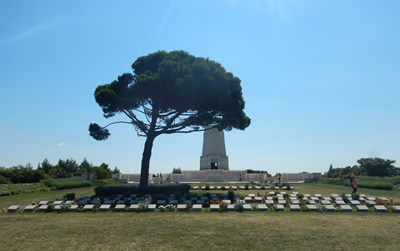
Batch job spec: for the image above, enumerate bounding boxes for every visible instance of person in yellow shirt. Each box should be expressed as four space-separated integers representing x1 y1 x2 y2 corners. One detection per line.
350 174 358 194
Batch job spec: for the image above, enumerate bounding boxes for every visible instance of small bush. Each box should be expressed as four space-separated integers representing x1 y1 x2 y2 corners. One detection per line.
234 200 244 212
64 193 76 200
40 178 91 190
219 202 228 212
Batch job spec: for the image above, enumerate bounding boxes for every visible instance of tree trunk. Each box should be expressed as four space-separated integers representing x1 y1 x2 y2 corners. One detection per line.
139 134 156 187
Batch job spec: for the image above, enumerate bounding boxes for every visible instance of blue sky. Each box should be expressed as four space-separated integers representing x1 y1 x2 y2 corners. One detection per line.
1 0 399 175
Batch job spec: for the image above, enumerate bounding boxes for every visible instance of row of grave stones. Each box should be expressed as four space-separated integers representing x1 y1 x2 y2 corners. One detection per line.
192 185 294 190
5 192 400 213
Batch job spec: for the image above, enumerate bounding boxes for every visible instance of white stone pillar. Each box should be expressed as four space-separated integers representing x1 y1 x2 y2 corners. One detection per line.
200 126 229 170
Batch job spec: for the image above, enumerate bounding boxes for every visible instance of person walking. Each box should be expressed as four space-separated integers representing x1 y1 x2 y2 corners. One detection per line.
277 173 281 183
350 174 358 194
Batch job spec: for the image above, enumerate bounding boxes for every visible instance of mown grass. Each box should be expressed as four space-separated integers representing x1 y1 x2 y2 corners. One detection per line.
0 183 50 196
0 213 399 250
0 186 95 209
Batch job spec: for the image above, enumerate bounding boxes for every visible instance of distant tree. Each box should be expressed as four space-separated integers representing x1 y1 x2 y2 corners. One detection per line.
100 163 109 171
89 50 250 186
172 167 182 174
93 166 111 179
111 166 120 174
79 158 93 173
357 157 398 177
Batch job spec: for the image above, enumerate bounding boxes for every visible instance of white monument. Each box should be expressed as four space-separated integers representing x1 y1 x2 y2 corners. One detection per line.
200 127 229 170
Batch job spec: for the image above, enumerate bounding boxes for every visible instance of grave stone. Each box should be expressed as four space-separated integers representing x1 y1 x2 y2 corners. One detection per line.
244 197 252 203
38 205 48 212
239 186 245 190
356 205 369 212
24 205 36 212
350 200 360 206
278 200 286 205
265 200 274 205
289 204 300 211
130 205 139 211
176 204 186 211
7 205 20 213
365 200 376 206
254 197 263 203
100 204 111 211
257 204 268 211
321 200 331 205
325 205 336 212
274 204 285 211
248 194 256 197
392 206 400 213
335 200 345 206
83 204 94 212
291 200 300 204
69 205 78 212
115 204 125 211
227 204 235 211
147 204 156 212
53 201 62 205
39 201 48 205
374 205 387 213
210 205 219 212
243 204 252 211
340 205 352 212
192 204 202 212
223 200 231 204
306 205 317 212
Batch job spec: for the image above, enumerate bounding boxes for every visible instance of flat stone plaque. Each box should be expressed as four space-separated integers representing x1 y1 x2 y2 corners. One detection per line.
321 200 331 205
38 205 48 212
291 200 300 204
274 204 285 211
335 200 345 205
356 205 369 212
69 205 78 211
24 205 36 212
325 205 336 212
176 204 186 211
265 200 274 205
130 205 139 211
374 205 387 212
217 186 222 190
365 200 376 206
115 205 125 211
350 200 360 205
314 194 322 198
147 204 156 212
244 197 252 203
367 197 376 201
303 194 310 197
257 204 268 211
331 194 339 197
289 204 300 211
248 194 255 197
7 205 20 213
224 186 230 190
39 201 48 205
100 204 111 211
243 204 252 211
311 197 319 201
306 205 317 212
308 200 316 204
227 205 235 211
210 205 219 212
231 186 237 190
393 206 400 213
223 200 231 204
278 200 286 205
193 186 199 190
192 204 202 212
340 205 352 212
269 192 276 195
254 197 263 203
83 204 94 211
53 201 63 205
239 186 245 190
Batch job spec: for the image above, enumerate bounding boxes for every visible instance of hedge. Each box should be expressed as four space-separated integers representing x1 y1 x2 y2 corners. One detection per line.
40 178 92 190
94 184 191 197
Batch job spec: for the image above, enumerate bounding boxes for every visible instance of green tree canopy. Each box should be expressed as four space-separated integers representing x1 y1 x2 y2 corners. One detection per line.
89 50 251 186
357 157 398 177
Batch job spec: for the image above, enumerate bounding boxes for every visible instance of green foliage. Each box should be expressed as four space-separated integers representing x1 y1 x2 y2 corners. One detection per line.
94 184 191 197
0 183 50 196
219 202 228 212
93 166 111 180
90 50 251 186
227 190 235 201
40 178 91 190
234 200 244 212
325 158 399 178
137 200 150 212
316 176 398 190
0 164 46 183
172 168 182 174
64 193 76 200
246 169 270 176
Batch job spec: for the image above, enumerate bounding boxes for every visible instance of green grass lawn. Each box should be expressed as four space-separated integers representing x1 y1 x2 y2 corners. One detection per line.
1 183 399 250
0 213 399 250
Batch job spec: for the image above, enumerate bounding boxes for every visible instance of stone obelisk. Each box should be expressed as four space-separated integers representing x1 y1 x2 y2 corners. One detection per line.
200 126 229 170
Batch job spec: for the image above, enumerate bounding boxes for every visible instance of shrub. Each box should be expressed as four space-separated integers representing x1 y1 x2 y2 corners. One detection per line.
205 184 210 190
94 184 190 197
245 184 249 190
0 183 50 196
65 193 76 200
227 190 235 201
234 200 244 212
40 178 91 190
137 200 149 212
219 202 228 212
